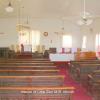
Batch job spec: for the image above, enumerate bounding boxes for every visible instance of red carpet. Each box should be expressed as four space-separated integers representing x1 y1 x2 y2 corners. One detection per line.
58 65 93 100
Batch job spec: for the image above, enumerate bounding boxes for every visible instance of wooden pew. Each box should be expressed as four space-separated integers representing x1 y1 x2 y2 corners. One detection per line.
0 58 51 63
69 60 100 75
0 75 65 86
70 60 100 67
0 69 60 76
71 59 99 63
0 62 54 66
0 60 54 63
0 86 75 100
0 58 50 61
0 58 75 99
87 70 100 92
15 58 50 61
69 60 100 74
0 66 58 70
87 70 100 100
70 60 100 69
71 63 100 82
74 52 97 60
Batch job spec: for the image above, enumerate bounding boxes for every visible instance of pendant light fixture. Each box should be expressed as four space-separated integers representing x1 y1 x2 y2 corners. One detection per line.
5 1 14 13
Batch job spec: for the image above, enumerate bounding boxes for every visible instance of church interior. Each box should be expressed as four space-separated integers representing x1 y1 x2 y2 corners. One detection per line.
0 0 100 100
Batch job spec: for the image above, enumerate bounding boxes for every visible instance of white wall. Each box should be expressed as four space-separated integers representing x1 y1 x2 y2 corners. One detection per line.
0 18 96 51
27 18 82 50
0 19 18 47
80 18 100 51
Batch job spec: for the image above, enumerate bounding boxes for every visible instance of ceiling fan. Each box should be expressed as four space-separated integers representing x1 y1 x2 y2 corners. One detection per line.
77 0 93 26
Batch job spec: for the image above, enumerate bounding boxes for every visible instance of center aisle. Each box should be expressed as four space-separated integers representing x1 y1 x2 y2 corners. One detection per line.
58 65 92 100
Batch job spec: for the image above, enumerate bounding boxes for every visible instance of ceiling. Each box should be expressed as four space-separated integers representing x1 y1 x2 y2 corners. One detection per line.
0 0 100 19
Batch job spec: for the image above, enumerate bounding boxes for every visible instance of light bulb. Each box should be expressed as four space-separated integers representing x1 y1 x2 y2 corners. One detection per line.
5 2 14 12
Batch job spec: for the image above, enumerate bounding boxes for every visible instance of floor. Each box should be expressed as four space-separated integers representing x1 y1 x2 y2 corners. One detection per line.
58 65 93 100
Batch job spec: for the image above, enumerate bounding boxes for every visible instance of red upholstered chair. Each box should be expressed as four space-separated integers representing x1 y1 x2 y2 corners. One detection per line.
49 48 56 53
62 48 65 53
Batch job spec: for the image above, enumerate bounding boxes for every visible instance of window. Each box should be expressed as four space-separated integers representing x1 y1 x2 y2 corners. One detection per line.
62 35 72 48
95 33 100 51
19 30 30 45
18 30 40 52
31 30 40 52
82 36 87 49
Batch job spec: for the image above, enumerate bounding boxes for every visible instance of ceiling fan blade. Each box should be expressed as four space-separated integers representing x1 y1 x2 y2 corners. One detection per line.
86 19 93 25
77 20 84 25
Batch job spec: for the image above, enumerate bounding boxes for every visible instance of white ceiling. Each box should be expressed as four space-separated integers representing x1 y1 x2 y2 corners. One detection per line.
0 0 100 19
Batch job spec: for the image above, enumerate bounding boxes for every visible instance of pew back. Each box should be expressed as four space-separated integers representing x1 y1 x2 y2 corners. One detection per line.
0 66 57 70
0 69 60 76
0 75 65 86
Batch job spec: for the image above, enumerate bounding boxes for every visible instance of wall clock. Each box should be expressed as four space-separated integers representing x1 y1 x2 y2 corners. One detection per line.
43 32 48 37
